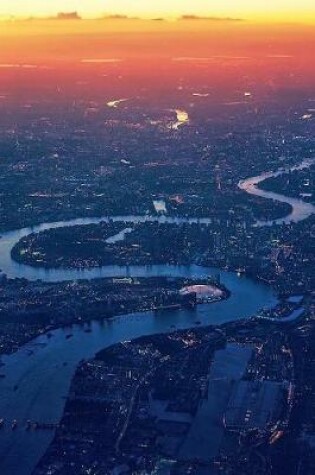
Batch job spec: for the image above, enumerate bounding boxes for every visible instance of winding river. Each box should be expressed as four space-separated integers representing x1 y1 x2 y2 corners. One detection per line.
238 158 315 225
0 160 313 474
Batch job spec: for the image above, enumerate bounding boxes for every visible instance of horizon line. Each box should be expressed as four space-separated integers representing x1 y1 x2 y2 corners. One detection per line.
1 14 315 26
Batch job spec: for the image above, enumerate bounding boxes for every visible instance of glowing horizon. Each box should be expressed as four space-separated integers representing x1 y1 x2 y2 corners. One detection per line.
0 0 315 23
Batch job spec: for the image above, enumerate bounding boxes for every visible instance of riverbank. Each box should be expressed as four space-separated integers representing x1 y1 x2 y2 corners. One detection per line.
0 275 230 356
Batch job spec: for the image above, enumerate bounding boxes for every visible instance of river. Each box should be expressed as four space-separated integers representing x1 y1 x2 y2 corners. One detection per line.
0 271 276 475
0 161 313 474
238 158 315 225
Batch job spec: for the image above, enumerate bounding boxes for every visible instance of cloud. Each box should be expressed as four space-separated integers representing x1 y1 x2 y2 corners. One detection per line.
180 15 244 22
55 12 81 20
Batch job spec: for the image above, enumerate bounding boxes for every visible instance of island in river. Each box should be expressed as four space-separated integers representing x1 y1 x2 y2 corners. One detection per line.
11 220 226 269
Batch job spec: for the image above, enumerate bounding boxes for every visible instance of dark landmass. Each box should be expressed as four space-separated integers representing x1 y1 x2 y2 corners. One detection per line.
11 221 129 269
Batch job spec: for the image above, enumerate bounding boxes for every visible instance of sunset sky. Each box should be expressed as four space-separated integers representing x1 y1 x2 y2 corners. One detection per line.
0 0 315 22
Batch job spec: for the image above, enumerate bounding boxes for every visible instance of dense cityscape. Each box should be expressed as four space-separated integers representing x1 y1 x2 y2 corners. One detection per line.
0 10 314 475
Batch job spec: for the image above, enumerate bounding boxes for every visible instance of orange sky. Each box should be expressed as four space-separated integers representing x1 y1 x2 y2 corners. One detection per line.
1 2 314 74
0 0 315 23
